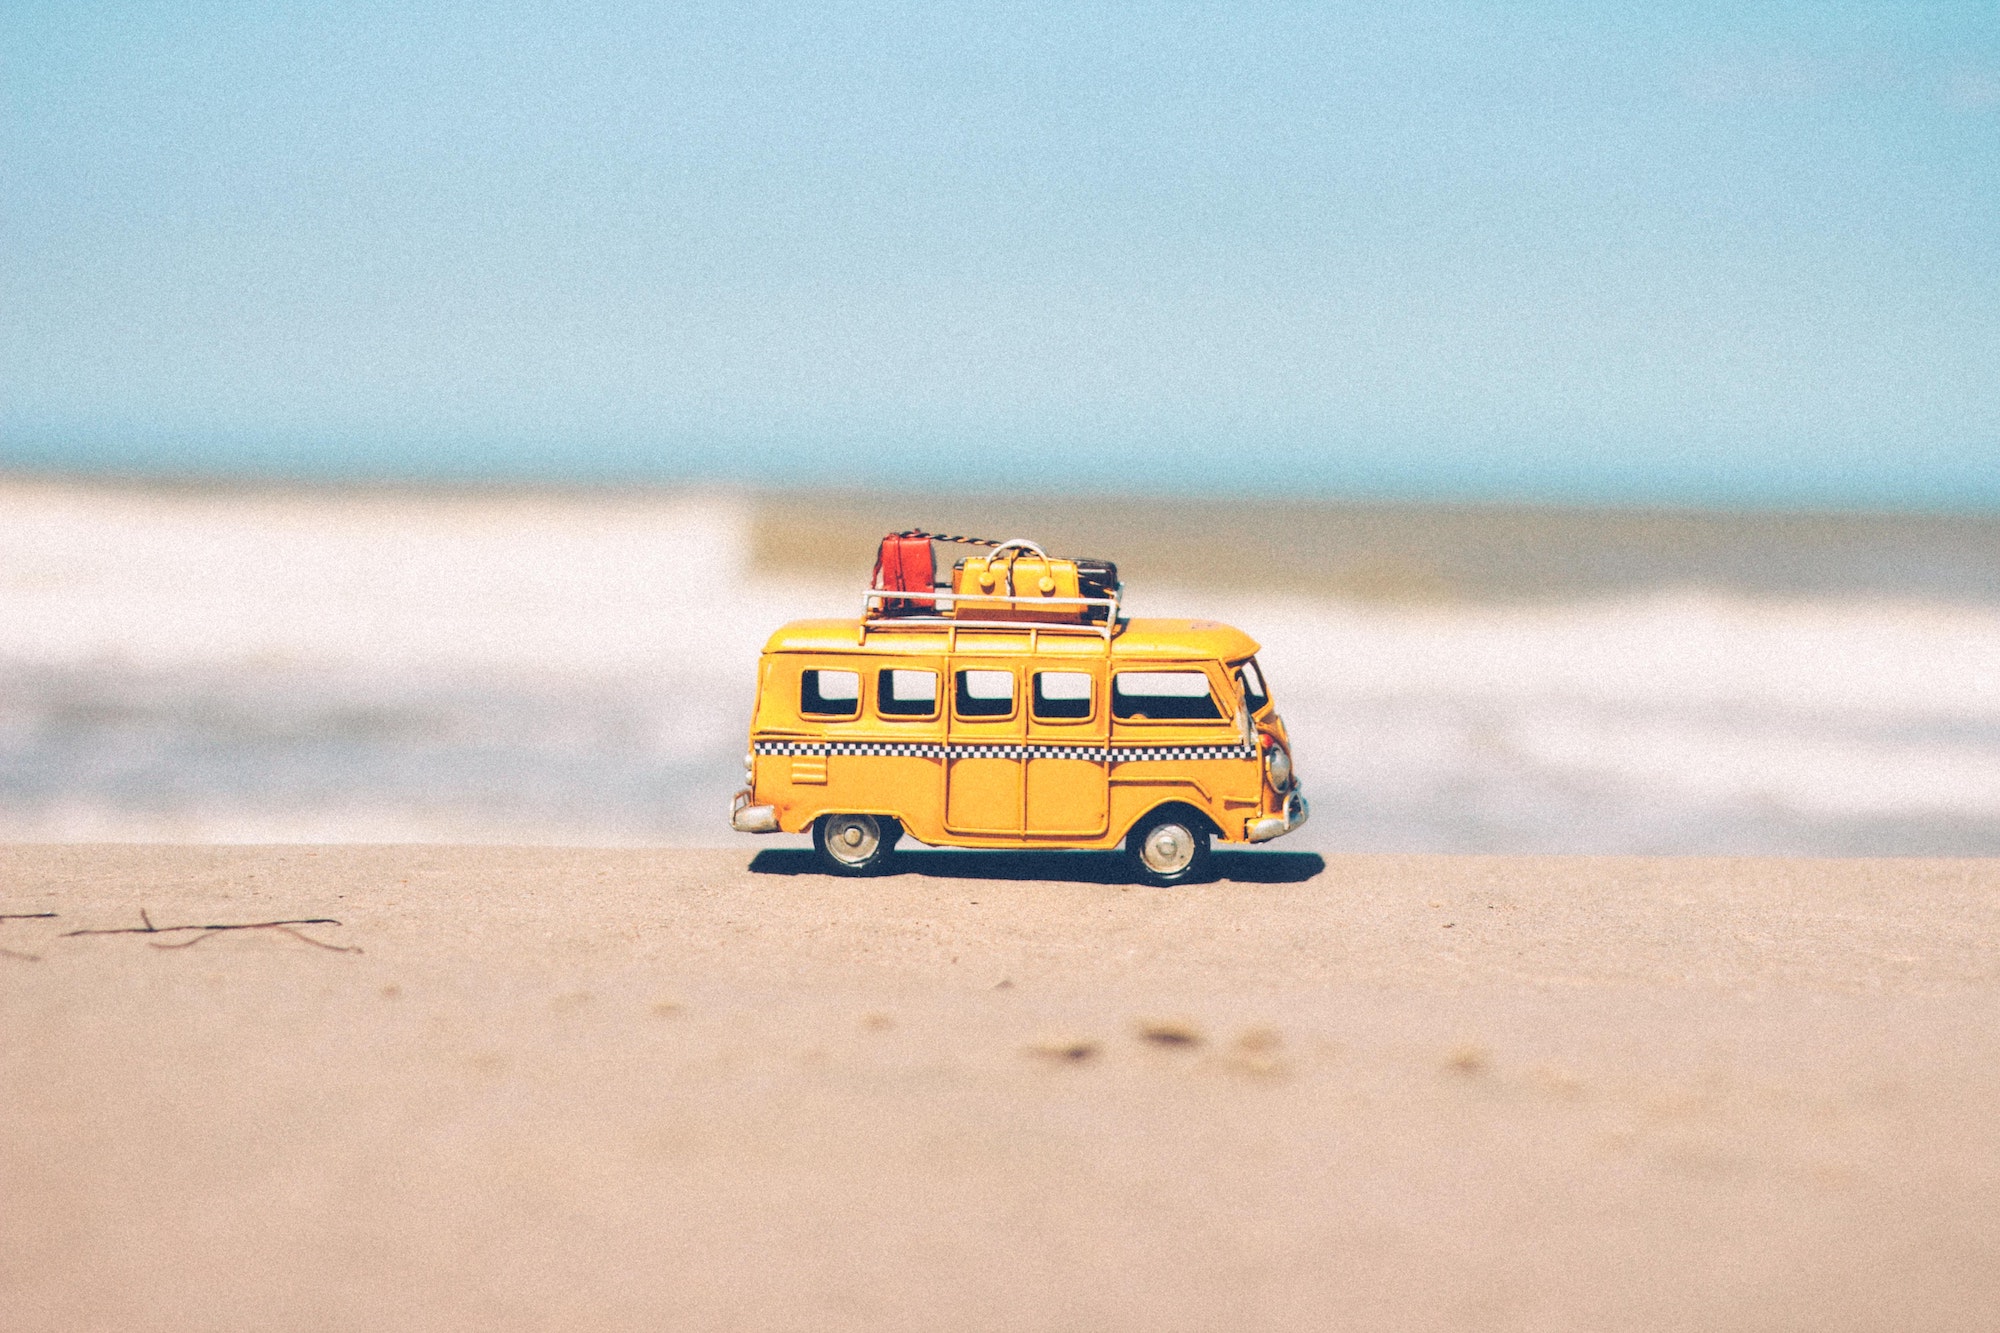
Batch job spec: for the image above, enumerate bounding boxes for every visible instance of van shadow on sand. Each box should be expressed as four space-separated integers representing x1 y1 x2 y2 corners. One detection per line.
748 848 1325 886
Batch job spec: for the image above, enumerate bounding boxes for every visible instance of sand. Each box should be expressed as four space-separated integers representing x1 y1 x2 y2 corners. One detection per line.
4 845 1999 1331
749 489 2000 604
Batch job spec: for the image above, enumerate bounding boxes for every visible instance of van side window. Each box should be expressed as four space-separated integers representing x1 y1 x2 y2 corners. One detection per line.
1033 671 1093 721
877 668 938 717
955 669 1015 718
1113 670 1222 721
801 668 860 718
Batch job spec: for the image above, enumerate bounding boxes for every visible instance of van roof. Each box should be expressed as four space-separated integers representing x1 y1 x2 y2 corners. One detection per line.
762 617 1261 661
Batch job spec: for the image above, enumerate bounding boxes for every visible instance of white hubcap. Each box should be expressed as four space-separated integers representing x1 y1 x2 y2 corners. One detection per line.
825 815 882 865
1141 823 1196 875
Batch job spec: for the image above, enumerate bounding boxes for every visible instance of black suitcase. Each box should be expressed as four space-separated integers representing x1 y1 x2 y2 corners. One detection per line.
1073 558 1119 620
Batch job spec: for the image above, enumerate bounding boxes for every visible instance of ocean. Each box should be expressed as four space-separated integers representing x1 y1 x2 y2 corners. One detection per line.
4 477 1998 853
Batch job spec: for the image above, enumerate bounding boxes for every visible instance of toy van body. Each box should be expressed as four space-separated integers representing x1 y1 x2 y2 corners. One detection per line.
731 538 1306 883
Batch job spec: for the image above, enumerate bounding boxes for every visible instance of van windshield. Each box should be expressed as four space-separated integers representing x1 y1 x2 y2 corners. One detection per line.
1235 658 1270 713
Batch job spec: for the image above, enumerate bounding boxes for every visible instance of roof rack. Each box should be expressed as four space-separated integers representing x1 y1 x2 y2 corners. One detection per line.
857 588 1123 649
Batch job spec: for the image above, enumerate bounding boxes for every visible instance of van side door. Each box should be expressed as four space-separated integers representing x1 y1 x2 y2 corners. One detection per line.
1108 661 1246 825
944 660 1024 835
1023 663 1109 837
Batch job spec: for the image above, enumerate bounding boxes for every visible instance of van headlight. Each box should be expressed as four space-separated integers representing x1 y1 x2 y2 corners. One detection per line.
1263 737 1293 791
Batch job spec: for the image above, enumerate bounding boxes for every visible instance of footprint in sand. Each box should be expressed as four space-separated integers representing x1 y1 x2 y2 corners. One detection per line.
1135 1020 1204 1048
1026 1038 1099 1063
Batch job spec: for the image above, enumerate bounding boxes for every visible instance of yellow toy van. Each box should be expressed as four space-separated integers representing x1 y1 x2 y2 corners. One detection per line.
730 535 1307 883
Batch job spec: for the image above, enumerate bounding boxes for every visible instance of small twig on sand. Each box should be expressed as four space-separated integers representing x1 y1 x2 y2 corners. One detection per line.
0 911 57 961
149 924 359 953
63 912 360 954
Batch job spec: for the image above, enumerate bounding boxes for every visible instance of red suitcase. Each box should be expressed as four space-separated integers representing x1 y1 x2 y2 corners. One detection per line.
871 532 935 615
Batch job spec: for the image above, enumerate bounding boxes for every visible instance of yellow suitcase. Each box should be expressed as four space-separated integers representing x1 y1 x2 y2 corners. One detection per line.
951 548 1086 622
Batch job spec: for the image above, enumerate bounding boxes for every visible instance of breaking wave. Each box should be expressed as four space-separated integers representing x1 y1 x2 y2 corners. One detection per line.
5 481 1998 852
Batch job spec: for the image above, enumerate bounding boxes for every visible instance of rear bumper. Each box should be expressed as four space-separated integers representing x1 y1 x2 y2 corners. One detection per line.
731 789 781 834
1245 789 1309 843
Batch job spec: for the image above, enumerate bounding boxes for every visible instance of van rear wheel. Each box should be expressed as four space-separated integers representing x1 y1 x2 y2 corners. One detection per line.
1125 808 1212 886
813 813 900 876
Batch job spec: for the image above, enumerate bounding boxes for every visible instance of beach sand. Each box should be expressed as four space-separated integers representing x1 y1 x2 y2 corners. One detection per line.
5 845 1998 1331
750 488 2000 603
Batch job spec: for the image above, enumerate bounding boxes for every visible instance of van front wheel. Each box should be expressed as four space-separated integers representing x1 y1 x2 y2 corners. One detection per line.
1125 809 1212 886
813 813 900 876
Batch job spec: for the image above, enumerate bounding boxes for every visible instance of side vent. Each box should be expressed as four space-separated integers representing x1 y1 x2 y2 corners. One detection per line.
791 756 828 785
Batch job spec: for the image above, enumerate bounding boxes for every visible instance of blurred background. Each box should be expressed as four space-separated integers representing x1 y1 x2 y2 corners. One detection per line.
4 2 1996 851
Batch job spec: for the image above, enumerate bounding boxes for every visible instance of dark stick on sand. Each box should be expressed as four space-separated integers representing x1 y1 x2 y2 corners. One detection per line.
0 911 58 961
63 909 360 954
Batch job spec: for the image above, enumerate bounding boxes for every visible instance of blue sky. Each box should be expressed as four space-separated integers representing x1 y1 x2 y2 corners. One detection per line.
4 1 1997 503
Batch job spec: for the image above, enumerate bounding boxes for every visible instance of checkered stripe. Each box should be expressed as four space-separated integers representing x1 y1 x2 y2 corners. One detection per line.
756 740 949 758
1111 743 1259 762
754 739 1255 763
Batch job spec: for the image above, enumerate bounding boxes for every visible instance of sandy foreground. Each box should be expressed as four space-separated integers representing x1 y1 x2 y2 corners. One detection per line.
4 845 1998 1332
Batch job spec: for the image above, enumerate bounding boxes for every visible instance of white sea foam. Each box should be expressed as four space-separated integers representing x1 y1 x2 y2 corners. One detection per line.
4 480 1997 851
1132 588 2000 850
0 483 764 672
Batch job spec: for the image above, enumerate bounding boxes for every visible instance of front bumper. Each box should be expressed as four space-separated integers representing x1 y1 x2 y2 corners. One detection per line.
1245 789 1309 843
731 788 780 834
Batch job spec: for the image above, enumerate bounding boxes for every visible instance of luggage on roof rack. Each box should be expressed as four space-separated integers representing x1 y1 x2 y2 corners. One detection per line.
870 533 935 616
867 532 1121 626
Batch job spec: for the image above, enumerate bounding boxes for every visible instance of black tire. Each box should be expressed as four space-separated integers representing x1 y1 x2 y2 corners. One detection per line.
812 813 901 876
1124 806 1213 886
